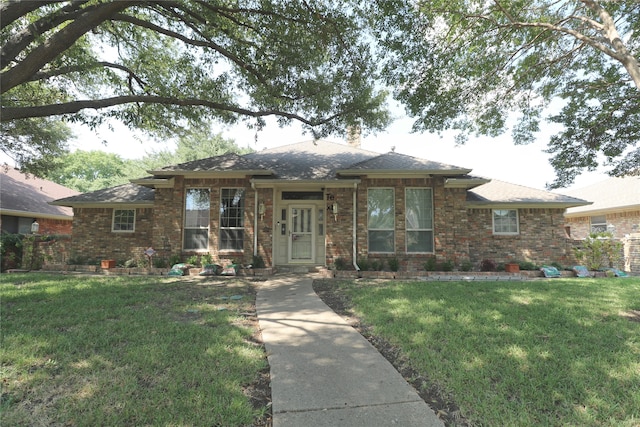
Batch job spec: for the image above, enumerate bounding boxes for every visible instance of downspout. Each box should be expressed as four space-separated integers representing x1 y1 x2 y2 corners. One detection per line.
252 182 258 258
352 182 360 271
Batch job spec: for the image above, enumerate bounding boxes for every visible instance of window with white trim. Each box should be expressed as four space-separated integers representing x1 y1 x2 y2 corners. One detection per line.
590 215 607 233
220 188 245 251
368 188 395 253
112 209 135 232
493 209 519 234
406 188 434 252
184 188 210 250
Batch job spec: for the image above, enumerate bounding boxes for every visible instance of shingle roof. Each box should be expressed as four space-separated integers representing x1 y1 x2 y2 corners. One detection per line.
340 152 470 175
467 179 590 208
50 183 154 206
246 139 378 180
564 176 640 215
153 152 271 175
0 167 78 218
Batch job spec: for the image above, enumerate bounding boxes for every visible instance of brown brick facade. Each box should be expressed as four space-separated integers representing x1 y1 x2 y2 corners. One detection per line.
64 176 580 270
565 210 640 240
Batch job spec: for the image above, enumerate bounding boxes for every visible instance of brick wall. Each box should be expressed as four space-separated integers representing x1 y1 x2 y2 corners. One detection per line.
566 210 640 240
38 218 73 235
325 187 356 268
467 208 577 266
71 207 153 263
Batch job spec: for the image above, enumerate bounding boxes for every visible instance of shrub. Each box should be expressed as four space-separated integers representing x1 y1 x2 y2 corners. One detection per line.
388 257 400 272
252 255 266 269
357 258 370 271
424 257 437 271
460 260 473 272
574 232 623 270
168 254 181 267
440 260 454 271
201 253 213 266
334 257 348 270
186 255 200 267
153 258 169 268
480 259 497 272
519 261 537 271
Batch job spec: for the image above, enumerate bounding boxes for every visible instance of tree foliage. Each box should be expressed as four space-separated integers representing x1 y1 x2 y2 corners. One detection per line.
44 130 250 191
373 0 640 188
1 0 388 174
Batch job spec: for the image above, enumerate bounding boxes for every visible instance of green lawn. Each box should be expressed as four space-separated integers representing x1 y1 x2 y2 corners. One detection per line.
329 277 640 426
0 273 269 426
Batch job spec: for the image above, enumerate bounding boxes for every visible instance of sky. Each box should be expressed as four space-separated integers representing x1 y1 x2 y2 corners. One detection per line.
69 110 610 194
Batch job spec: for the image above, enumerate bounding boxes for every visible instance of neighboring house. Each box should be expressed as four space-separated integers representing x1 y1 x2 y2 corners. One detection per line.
563 176 640 240
51 140 589 270
1 166 79 235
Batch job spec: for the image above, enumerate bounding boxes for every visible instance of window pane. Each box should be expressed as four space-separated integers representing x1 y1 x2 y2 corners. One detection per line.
407 231 433 252
185 189 210 228
368 189 394 229
184 229 208 250
113 209 135 231
220 189 245 251
369 230 394 253
406 189 432 230
493 209 518 233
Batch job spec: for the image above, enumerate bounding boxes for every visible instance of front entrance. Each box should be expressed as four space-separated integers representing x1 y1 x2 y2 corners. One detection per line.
288 205 315 263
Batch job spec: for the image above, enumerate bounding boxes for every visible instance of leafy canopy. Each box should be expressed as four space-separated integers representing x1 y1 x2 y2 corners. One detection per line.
1 1 389 174
373 0 639 188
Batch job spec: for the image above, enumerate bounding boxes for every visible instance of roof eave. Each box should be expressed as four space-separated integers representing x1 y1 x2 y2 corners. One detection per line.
0 208 73 220
564 204 640 217
466 201 592 209
130 177 175 188
445 177 491 189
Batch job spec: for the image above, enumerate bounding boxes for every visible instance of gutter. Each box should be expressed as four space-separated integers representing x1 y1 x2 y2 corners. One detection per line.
251 182 258 258
352 182 360 271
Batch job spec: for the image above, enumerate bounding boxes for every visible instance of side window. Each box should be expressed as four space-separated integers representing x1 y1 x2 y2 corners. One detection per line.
406 188 433 252
493 209 519 235
220 188 245 251
112 209 135 232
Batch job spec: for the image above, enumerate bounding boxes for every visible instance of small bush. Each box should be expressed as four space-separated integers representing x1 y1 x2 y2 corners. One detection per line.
424 257 437 271
357 258 370 271
252 255 266 269
388 257 400 272
186 255 200 267
168 254 181 266
201 253 213 266
480 259 497 272
550 261 563 270
440 260 454 272
153 258 169 268
460 260 473 272
370 259 385 271
334 257 348 270
518 261 537 271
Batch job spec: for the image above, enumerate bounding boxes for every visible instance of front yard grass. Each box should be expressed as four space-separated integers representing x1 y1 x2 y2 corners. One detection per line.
322 277 640 426
0 273 269 426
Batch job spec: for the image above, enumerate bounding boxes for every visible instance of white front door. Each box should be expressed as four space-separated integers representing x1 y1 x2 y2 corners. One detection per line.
288 205 314 263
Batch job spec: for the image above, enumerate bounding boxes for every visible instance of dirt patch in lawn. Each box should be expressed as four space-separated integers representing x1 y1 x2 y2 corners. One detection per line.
313 279 471 427
619 309 640 322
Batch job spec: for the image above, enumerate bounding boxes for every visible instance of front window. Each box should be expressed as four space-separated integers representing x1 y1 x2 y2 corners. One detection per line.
112 209 135 232
220 188 245 251
368 188 395 253
184 188 210 250
406 188 433 252
493 209 519 234
590 215 607 233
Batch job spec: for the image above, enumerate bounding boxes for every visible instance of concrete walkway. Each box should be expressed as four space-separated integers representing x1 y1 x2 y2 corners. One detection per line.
256 275 444 427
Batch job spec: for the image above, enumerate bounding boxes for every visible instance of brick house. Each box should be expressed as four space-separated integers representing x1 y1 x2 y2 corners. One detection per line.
1 166 78 235
51 140 589 270
563 176 640 240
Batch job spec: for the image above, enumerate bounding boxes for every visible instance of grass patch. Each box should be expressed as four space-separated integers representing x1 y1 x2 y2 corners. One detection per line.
1 273 269 426
328 278 640 426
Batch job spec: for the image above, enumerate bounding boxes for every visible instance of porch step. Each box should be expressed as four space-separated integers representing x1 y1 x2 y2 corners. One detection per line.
278 265 325 274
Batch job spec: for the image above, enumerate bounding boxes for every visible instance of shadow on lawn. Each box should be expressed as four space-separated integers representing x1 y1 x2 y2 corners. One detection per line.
316 278 640 427
1 274 270 426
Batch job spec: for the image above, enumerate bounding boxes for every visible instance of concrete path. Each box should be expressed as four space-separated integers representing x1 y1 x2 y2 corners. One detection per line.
256 275 444 427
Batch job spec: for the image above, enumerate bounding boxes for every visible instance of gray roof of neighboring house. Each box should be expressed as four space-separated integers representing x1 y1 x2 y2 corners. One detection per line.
564 176 640 216
467 179 591 208
0 166 78 219
50 183 154 206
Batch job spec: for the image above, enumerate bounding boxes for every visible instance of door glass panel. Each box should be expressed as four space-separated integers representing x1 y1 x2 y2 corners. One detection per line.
290 207 313 261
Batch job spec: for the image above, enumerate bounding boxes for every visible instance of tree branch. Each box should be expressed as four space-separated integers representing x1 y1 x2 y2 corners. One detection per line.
30 62 147 90
0 0 63 28
1 95 339 127
1 1 140 94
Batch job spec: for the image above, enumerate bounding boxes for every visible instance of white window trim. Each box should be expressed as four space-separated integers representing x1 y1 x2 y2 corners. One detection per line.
405 187 434 253
183 188 210 251
219 188 245 252
492 209 519 235
367 187 395 253
112 209 136 233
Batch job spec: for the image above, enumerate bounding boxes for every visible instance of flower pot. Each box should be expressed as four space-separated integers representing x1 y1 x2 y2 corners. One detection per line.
505 263 520 273
101 259 116 269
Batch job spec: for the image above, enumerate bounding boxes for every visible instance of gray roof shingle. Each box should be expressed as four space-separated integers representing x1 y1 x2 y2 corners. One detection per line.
51 183 154 206
564 176 640 215
467 179 591 207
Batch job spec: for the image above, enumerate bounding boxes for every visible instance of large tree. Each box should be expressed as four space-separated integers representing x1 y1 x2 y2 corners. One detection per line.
374 0 639 188
1 0 388 174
